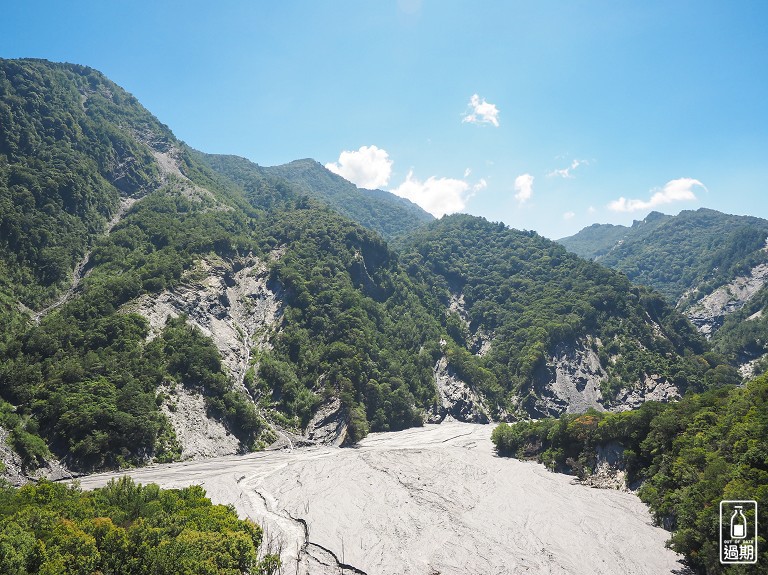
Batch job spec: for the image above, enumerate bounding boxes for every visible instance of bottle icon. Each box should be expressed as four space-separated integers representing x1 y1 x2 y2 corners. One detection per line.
731 505 747 539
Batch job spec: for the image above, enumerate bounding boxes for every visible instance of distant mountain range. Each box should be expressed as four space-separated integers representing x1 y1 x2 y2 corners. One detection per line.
200 153 433 240
560 208 768 374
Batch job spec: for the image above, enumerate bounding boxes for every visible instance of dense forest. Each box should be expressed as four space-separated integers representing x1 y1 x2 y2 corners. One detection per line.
400 214 738 411
0 59 745 476
492 373 768 574
203 154 433 241
559 208 768 374
0 59 445 472
559 208 768 305
0 477 279 574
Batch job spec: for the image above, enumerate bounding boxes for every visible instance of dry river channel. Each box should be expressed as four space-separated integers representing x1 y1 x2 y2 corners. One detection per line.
76 420 686 575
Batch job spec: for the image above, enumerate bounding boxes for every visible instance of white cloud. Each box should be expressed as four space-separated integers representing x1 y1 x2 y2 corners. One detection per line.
462 94 500 127
588 206 596 214
549 159 588 178
390 170 480 217
464 167 472 178
473 178 487 193
514 173 534 204
608 177 705 212
563 211 576 220
325 145 393 189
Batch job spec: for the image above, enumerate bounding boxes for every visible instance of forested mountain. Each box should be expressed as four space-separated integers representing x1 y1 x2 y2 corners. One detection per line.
559 209 768 374
0 58 442 475
0 58 742 486
400 214 737 417
559 209 768 303
202 153 433 240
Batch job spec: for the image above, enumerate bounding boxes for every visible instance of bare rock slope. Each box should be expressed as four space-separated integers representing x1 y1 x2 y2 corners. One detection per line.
685 262 768 337
532 340 608 417
122 253 284 456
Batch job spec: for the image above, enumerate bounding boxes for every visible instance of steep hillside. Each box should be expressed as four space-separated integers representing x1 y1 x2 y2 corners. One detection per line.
205 155 434 240
0 58 162 309
560 209 768 304
0 59 443 477
0 58 285 469
559 209 768 372
401 214 738 417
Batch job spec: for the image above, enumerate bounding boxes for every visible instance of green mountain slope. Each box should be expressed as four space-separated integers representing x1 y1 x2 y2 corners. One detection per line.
0 58 164 308
0 59 273 470
204 155 434 239
400 214 737 416
0 58 442 473
559 209 768 373
555 221 632 261
559 208 768 304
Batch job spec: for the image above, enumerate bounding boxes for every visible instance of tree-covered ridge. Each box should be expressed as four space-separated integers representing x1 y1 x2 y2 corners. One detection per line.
0 179 270 470
401 214 737 410
492 373 768 575
556 221 633 260
257 199 443 441
0 58 252 312
0 57 746 481
0 58 169 308
0 477 279 574
214 156 435 240
0 57 448 473
559 208 768 304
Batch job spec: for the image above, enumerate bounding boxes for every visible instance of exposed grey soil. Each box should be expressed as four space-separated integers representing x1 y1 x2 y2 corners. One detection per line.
76 421 684 575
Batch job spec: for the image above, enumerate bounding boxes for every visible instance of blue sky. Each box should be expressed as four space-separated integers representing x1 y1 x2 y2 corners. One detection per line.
2 1 766 239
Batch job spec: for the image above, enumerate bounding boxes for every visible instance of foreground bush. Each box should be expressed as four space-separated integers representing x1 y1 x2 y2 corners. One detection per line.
0 476 279 575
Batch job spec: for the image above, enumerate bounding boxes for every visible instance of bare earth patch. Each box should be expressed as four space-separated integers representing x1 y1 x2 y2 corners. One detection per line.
76 421 684 575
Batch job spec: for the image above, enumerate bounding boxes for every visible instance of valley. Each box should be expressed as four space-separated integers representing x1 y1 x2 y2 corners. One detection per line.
76 420 684 575
1 57 765 574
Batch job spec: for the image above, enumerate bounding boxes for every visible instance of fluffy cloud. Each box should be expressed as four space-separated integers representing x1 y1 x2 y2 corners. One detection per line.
391 170 482 217
608 178 705 212
462 94 500 127
514 173 534 204
325 145 393 189
563 211 575 220
549 159 588 178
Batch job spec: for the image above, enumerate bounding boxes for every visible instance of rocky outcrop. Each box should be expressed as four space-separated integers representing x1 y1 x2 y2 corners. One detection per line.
304 397 348 446
159 385 240 459
123 254 283 389
0 426 73 486
449 292 493 356
530 340 607 417
121 253 284 459
578 441 631 491
426 357 491 423
685 262 768 337
739 354 768 379
614 374 681 411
